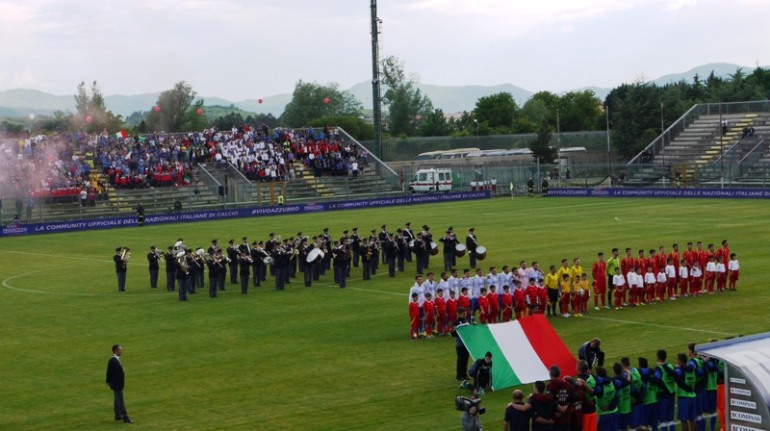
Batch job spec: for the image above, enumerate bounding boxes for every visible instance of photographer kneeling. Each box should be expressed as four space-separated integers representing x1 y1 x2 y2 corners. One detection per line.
464 351 493 396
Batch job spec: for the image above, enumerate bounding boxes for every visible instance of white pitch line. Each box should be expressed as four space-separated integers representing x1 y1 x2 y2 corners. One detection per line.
304 272 405 297
583 314 734 336
2 270 106 296
0 249 113 264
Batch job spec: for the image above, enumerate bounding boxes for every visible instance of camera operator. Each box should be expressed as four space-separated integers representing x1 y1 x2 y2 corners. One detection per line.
460 396 484 431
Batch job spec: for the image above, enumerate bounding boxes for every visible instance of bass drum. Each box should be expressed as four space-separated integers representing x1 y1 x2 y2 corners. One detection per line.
430 242 439 256
455 243 467 257
475 246 487 261
306 247 325 263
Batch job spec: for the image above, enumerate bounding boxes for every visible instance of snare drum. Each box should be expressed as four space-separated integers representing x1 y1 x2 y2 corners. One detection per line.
455 243 467 257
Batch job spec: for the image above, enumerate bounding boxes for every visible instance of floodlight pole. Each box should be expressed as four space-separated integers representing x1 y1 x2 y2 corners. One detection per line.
605 104 612 178
370 0 383 172
719 101 724 189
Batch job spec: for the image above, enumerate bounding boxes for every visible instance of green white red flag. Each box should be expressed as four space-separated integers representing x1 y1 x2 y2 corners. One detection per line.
456 315 577 390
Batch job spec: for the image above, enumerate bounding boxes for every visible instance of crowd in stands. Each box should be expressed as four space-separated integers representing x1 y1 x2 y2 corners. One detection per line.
0 125 370 208
0 134 104 206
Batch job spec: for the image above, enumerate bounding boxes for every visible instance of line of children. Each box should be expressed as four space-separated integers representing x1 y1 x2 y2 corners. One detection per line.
408 245 740 336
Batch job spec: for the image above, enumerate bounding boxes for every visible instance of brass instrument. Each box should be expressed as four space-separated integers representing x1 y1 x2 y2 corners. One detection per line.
120 247 131 262
176 250 189 272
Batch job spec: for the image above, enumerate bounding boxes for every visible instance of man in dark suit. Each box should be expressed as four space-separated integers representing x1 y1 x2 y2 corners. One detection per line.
105 344 132 424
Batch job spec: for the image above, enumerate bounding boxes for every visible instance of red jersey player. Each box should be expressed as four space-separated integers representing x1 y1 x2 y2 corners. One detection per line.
513 280 526 320
409 293 420 340
592 252 607 309
423 292 436 338
501 285 513 322
435 288 447 335
525 278 540 316
458 287 471 319
477 288 491 324
487 285 499 323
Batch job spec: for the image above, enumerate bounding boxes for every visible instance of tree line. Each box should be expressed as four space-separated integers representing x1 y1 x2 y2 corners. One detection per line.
4 62 769 163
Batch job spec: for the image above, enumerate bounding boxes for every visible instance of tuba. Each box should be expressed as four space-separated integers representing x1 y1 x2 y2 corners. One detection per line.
120 247 131 262
176 250 189 272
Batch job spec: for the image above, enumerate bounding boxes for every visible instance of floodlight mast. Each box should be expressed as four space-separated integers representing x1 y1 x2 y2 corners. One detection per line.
371 0 383 167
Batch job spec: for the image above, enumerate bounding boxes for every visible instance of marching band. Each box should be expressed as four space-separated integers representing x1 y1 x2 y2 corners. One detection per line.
118 223 487 299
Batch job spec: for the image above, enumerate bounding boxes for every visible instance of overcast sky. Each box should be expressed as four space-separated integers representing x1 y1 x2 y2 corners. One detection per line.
1 0 768 100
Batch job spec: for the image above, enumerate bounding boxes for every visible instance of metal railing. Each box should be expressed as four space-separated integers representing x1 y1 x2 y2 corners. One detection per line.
627 100 770 167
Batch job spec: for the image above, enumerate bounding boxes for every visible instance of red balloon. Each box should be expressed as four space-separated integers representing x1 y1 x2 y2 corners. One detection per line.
196 108 203 115
86 115 93 124
323 97 330 104
154 106 161 113
258 98 263 104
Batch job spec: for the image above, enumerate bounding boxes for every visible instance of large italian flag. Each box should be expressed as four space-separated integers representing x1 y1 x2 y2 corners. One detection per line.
456 315 577 390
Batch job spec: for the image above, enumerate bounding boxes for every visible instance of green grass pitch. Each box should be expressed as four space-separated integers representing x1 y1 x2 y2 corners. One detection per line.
1 197 768 430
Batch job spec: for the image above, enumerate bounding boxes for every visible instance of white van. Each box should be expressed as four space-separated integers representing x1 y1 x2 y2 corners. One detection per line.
408 168 453 193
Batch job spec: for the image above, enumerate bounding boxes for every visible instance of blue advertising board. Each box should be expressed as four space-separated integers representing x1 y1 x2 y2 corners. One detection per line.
549 188 770 199
1 191 490 237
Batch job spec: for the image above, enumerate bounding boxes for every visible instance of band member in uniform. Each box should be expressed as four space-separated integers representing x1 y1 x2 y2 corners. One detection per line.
321 228 332 274
239 250 252 294
283 238 294 284
227 239 239 284
466 228 479 269
360 238 373 280
256 241 267 282
439 229 457 272
175 250 189 301
403 222 415 262
250 241 262 287
384 233 398 277
369 229 379 273
164 246 176 291
333 240 348 288
266 233 278 276
206 251 220 298
186 248 198 294
448 226 458 268
420 225 433 269
273 243 287 290
207 239 219 256
147 246 161 288
299 238 312 287
310 236 322 281
379 225 389 264
238 236 249 255
351 227 361 267
195 248 205 291
414 237 427 275
396 228 408 272
115 247 128 291
291 233 303 279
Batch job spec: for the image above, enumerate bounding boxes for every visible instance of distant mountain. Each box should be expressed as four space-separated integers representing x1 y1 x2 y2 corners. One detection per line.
650 62 760 86
346 81 534 113
1 63 765 119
